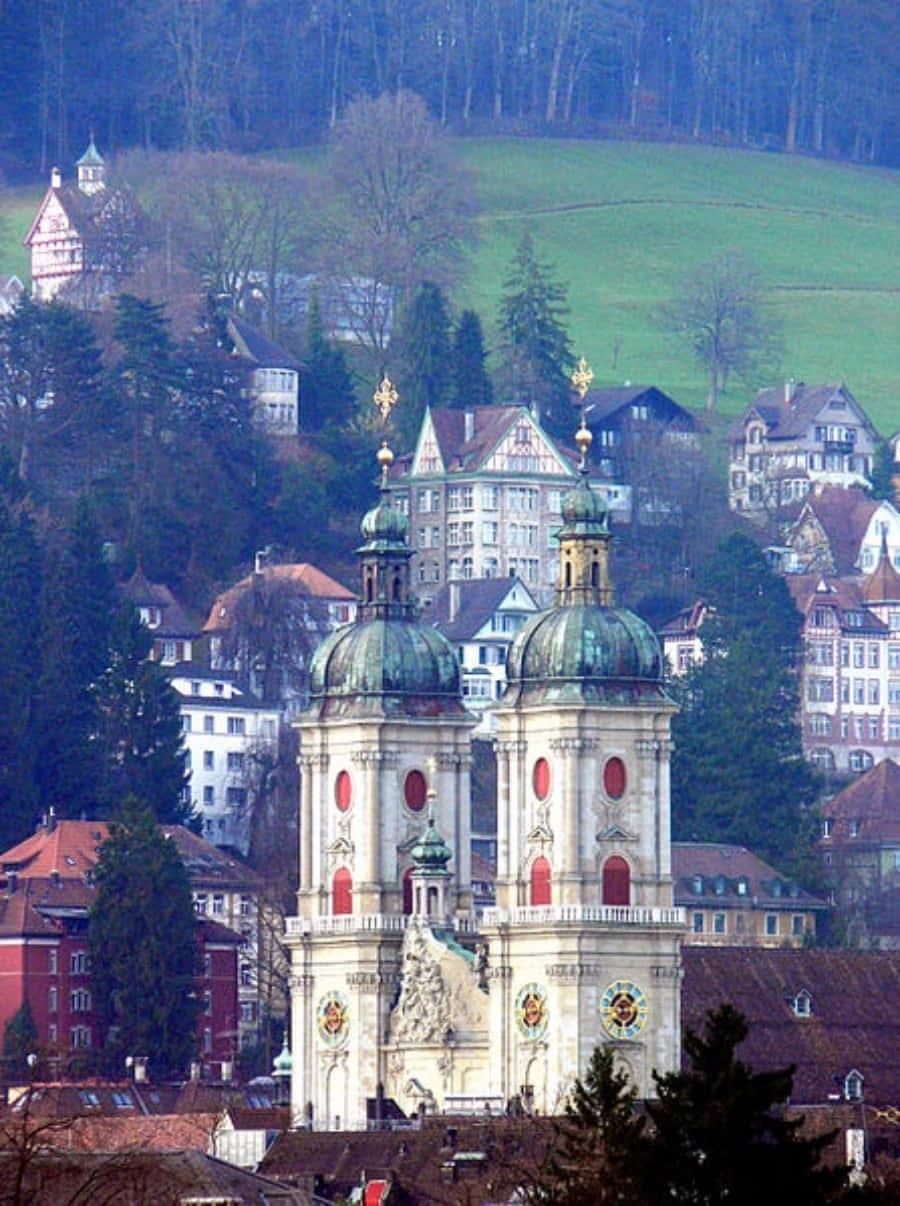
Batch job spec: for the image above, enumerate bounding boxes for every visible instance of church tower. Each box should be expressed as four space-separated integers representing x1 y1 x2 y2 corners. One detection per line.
75 137 106 195
286 423 476 1128
482 415 684 1108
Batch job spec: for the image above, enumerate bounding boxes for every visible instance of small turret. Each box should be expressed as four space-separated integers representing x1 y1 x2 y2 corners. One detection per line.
76 137 106 195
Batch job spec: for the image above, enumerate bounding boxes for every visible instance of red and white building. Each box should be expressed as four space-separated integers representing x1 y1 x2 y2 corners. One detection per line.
0 819 245 1079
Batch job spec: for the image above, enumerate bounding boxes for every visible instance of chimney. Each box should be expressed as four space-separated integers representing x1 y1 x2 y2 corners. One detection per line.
47 806 57 834
133 1057 148 1083
784 378 796 405
51 166 61 188
449 581 460 623
50 869 60 888
464 410 474 442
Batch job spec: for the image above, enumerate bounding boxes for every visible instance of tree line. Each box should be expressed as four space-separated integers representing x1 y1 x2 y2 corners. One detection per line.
0 0 897 174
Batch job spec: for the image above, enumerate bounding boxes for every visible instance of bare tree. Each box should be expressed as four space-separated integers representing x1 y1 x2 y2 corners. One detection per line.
315 89 478 351
660 250 783 410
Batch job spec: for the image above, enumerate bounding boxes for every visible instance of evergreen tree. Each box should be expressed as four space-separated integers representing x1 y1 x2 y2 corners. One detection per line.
497 232 573 435
93 606 191 824
643 1005 846 1205
670 532 819 877
33 499 117 818
528 1047 647 1205
868 437 896 502
0 498 42 849
2 1001 38 1078
452 309 493 409
302 290 357 437
89 798 200 1077
392 280 454 450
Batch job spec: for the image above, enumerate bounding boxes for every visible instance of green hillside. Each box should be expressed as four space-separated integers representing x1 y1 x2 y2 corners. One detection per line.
456 139 900 431
3 139 898 429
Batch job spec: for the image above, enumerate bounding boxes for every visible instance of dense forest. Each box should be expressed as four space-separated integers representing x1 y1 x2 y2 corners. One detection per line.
0 0 897 175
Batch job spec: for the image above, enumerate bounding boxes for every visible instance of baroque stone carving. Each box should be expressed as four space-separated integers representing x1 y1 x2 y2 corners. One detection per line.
549 737 598 754
350 750 397 766
546 962 601 983
390 919 450 1044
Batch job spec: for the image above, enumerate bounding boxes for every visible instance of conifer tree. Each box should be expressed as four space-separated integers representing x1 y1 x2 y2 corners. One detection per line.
94 606 191 824
644 1005 846 1205
0 497 42 848
497 232 573 435
89 798 200 1077
392 280 454 449
452 309 493 409
2 1001 38 1079
302 289 357 437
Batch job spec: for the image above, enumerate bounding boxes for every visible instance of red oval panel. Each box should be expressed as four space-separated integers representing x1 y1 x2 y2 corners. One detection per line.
533 757 551 801
335 770 352 811
404 769 427 811
603 757 626 799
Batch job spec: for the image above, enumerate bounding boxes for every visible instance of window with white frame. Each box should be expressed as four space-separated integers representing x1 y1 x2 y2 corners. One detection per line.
227 716 246 735
765 914 778 936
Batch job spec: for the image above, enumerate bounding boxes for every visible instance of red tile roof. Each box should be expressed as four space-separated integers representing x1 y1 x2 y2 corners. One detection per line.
203 563 355 633
0 821 109 879
824 758 900 843
682 947 900 1105
792 486 879 576
672 843 825 909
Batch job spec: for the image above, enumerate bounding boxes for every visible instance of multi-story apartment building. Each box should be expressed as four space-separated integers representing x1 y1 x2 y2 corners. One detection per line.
392 405 620 606
728 382 877 514
789 549 900 775
0 819 242 1078
170 669 280 851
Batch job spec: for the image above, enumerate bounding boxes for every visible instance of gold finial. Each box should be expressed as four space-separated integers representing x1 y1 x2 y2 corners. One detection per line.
575 415 593 472
373 375 398 424
376 440 394 488
571 357 594 401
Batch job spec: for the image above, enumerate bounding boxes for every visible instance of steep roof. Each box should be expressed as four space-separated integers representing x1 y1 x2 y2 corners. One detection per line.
824 757 900 844
659 599 707 638
672 842 825 910
0 820 108 878
784 574 886 633
733 383 875 444
578 384 703 431
862 543 900 605
226 314 300 371
792 486 880 575
681 947 900 1105
204 563 355 634
162 825 263 890
429 576 538 641
420 405 576 476
119 565 200 637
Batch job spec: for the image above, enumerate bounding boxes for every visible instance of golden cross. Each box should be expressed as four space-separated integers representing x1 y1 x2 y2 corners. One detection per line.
373 375 399 423
571 357 594 401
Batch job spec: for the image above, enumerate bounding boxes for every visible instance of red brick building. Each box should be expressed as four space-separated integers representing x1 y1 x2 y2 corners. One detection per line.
0 820 241 1080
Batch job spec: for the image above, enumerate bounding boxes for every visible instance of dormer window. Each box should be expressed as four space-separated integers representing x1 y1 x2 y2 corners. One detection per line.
849 819 861 838
822 818 833 838
714 876 726 896
691 874 703 894
772 880 783 898
736 878 748 896
844 1070 864 1101
792 990 812 1018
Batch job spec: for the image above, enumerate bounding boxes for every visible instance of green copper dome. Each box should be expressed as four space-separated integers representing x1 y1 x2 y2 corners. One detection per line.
505 604 665 705
359 496 409 548
308 618 464 719
560 476 609 533
411 816 452 873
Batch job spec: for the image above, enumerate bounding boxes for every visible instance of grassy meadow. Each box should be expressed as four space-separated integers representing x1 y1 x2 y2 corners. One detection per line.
2 138 898 429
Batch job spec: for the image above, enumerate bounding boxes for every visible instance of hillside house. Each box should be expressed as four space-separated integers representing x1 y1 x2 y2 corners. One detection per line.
226 314 300 436
119 564 200 665
0 819 243 1078
672 843 825 947
428 576 540 731
659 600 708 674
820 758 900 949
728 382 877 514
24 140 143 307
784 486 900 576
391 405 626 606
579 384 702 471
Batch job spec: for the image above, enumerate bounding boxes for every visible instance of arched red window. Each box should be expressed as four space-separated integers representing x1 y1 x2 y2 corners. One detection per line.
602 856 630 906
335 770 352 812
533 758 551 801
404 770 427 811
530 856 552 906
603 757 626 800
402 867 414 915
333 868 352 915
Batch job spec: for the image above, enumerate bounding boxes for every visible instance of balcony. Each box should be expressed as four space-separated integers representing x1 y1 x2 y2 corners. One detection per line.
284 913 478 938
482 904 686 929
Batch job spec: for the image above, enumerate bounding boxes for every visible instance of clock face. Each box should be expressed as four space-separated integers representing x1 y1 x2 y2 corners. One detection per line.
317 992 349 1047
515 983 549 1041
600 980 648 1040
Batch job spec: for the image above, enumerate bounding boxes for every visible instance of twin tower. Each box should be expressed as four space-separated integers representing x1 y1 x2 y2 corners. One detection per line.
285 428 684 1128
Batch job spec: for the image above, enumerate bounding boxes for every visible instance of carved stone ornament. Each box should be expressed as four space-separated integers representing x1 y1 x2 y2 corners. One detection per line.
390 918 451 1044
325 834 354 873
387 1050 406 1079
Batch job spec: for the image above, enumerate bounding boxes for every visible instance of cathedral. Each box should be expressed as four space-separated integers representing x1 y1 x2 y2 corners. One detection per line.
286 418 685 1128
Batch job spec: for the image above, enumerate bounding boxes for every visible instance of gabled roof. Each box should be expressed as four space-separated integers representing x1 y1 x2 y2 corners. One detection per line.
659 600 707 638
429 576 539 641
204 563 355 634
682 947 900 1105
862 541 900 605
578 385 703 431
790 486 880 576
119 565 200 637
162 825 263 890
784 574 887 632
824 758 900 844
412 405 574 477
731 383 875 443
0 878 90 938
672 842 825 909
226 314 299 371
24 182 133 250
